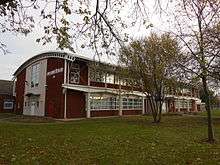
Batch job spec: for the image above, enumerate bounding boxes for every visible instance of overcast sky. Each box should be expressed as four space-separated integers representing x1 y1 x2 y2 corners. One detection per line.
0 1 172 80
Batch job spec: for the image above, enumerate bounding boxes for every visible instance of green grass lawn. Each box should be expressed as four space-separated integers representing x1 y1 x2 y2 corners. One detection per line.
198 109 220 117
1 114 220 164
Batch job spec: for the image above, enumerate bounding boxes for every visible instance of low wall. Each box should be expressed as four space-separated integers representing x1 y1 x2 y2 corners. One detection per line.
90 109 142 117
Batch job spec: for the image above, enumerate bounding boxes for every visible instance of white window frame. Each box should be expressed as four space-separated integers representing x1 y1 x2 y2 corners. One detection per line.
90 94 143 111
3 101 14 110
90 94 119 110
31 63 40 87
122 97 142 110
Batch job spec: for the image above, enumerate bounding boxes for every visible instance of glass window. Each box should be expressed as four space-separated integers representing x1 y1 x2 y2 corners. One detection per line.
181 101 185 108
31 63 40 87
121 78 130 86
69 63 80 84
90 94 119 110
122 98 128 109
96 72 105 83
90 69 105 83
3 101 13 110
179 100 189 108
122 97 142 110
128 98 133 109
106 73 114 84
114 76 120 84
188 101 192 107
90 94 143 110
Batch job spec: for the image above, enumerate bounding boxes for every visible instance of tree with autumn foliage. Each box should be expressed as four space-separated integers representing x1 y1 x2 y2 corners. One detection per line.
119 32 180 123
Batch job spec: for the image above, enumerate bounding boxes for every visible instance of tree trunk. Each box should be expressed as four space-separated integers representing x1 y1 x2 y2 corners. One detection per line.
157 101 163 123
148 97 157 122
202 76 215 143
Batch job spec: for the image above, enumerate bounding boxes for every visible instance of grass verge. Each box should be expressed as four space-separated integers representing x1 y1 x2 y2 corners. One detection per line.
0 114 220 164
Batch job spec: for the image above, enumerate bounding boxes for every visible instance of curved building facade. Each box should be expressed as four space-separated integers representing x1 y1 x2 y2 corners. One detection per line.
13 51 203 119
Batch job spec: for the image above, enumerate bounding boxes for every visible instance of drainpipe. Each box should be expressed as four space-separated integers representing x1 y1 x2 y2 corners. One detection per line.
86 92 91 118
142 96 145 115
63 55 76 119
64 59 67 119
119 79 123 116
86 63 91 118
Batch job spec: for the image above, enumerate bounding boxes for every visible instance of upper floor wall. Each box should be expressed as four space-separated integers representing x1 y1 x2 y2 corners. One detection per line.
13 51 200 100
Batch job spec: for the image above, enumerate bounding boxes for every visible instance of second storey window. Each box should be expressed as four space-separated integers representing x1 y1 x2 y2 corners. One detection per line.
90 69 105 83
31 63 40 87
69 63 80 84
106 73 114 84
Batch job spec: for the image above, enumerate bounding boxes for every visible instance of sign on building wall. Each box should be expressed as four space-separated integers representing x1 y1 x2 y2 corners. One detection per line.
47 68 64 76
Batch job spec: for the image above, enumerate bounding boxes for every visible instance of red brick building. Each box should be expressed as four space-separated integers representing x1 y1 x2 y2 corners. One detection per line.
0 80 15 112
13 51 203 119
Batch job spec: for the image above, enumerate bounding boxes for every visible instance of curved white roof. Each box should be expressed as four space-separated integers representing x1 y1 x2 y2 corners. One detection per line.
13 51 104 76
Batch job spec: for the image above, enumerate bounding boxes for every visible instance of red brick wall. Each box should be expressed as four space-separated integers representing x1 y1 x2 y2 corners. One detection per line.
90 81 105 87
192 100 197 112
0 94 15 112
179 108 190 112
106 83 119 89
45 58 65 118
66 90 86 118
91 110 119 117
120 85 132 90
122 110 142 115
15 69 26 114
90 110 142 117
168 99 176 112
79 61 88 85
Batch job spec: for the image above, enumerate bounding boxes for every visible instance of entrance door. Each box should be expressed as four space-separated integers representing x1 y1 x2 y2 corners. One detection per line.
29 96 39 116
30 102 36 115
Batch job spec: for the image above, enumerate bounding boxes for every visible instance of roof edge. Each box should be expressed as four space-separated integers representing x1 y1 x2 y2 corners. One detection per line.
13 51 89 77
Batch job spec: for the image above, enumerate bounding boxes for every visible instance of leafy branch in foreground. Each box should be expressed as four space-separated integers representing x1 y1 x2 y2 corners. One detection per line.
1 0 156 55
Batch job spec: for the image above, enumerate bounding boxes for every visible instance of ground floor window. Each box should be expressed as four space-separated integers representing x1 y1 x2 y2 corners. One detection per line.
122 97 142 109
90 94 143 110
3 101 14 110
176 99 192 109
90 94 119 110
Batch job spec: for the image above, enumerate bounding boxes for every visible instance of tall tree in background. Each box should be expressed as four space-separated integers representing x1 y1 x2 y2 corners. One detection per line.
119 33 180 123
173 0 220 143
